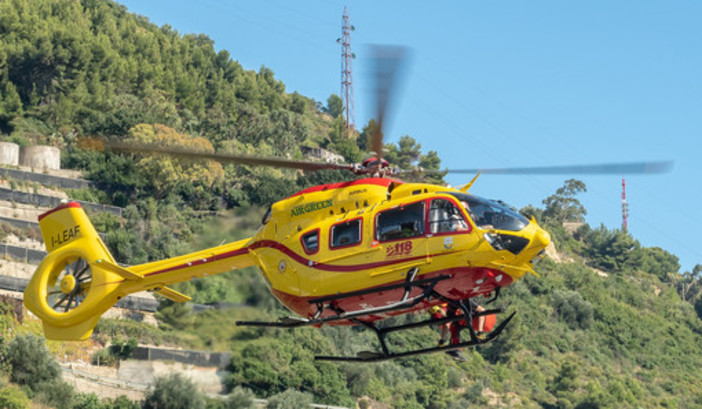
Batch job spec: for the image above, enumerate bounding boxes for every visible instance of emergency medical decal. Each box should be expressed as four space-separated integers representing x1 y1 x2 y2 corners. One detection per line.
386 241 413 258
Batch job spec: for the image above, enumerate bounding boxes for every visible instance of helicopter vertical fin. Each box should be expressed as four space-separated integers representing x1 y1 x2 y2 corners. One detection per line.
24 202 126 340
459 172 481 192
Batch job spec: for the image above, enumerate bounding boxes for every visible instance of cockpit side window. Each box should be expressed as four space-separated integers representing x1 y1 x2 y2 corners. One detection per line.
331 219 362 249
301 229 320 254
429 199 469 234
376 201 425 241
443 192 529 232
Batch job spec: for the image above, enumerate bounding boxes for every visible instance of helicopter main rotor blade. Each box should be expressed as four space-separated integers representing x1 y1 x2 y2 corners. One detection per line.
369 45 410 160
98 140 355 172
438 160 674 175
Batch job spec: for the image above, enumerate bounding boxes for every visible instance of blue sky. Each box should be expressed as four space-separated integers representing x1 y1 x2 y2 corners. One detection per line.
117 0 702 272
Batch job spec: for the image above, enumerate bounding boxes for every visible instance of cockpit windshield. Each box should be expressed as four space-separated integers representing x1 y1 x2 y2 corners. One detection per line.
443 192 529 232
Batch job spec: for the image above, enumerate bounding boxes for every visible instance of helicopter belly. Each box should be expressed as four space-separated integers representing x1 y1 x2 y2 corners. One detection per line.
270 265 513 324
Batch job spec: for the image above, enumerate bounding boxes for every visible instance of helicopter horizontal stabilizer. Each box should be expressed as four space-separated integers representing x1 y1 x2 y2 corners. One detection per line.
94 259 143 281
155 286 191 303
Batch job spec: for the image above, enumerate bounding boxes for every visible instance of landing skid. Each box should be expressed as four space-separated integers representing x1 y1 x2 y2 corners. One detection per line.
235 268 515 362
316 311 515 362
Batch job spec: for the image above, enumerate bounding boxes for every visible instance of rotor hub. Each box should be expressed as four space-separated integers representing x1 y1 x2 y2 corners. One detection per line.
60 274 77 294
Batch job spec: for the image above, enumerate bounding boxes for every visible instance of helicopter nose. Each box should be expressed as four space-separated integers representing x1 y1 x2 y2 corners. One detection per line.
533 227 551 250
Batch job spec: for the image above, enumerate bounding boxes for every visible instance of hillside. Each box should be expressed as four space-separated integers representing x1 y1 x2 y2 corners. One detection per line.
0 0 442 210
1 1 702 409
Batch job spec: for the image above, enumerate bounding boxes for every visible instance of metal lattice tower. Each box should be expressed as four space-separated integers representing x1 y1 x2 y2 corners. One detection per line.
337 6 355 139
622 177 628 232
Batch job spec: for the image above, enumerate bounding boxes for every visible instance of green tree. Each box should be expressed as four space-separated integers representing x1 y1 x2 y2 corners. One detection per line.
6 333 60 392
325 94 344 118
357 119 380 152
125 123 224 199
143 373 205 409
0 81 23 127
384 135 421 170
543 179 587 223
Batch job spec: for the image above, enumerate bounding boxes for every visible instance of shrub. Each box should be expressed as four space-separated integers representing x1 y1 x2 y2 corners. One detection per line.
73 392 103 409
0 386 30 409
265 389 313 409
551 290 594 330
6 334 60 391
143 373 205 409
92 348 118 367
35 380 76 409
226 386 256 409
104 395 140 409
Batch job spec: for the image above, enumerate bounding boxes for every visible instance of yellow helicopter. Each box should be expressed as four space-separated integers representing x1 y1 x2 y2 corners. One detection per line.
22 46 672 361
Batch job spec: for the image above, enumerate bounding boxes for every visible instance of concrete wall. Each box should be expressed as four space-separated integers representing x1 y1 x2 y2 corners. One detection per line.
131 346 232 368
0 143 19 166
0 216 40 231
0 244 47 265
19 145 61 170
0 187 123 217
0 166 93 189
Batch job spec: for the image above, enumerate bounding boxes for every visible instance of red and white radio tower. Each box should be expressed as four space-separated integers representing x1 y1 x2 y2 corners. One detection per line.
622 177 628 232
337 6 355 139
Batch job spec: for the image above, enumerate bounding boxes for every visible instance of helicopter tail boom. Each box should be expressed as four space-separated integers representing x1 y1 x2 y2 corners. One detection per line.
24 202 255 340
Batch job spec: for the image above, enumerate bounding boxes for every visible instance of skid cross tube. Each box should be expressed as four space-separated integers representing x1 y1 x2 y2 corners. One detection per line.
484 286 502 305
315 311 516 362
379 308 504 336
458 299 478 342
236 272 450 328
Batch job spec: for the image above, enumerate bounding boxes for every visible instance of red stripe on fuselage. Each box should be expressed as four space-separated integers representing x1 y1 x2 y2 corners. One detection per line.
142 248 251 277
248 239 445 272
140 239 456 278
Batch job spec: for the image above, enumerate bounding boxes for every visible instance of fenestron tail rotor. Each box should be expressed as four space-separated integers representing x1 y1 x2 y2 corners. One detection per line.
46 257 92 314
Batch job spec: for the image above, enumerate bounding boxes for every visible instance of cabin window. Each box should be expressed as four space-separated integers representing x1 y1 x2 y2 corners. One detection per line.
376 201 425 241
429 199 469 234
331 219 362 248
301 229 320 254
